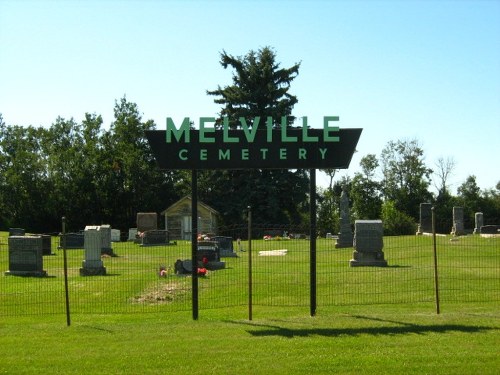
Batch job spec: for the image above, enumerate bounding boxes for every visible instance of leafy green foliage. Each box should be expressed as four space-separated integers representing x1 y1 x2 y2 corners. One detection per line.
380 139 433 220
381 200 417 235
0 98 180 232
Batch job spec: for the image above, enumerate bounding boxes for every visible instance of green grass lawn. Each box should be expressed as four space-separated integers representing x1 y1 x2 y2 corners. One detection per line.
0 232 498 374
0 304 498 374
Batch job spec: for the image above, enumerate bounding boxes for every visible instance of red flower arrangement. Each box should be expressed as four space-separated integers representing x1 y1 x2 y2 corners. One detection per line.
197 267 207 276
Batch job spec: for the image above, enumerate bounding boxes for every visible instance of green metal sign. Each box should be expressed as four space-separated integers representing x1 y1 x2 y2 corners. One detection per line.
146 116 362 170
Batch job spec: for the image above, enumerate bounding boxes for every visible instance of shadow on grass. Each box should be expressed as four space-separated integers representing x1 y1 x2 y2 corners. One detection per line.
234 316 498 338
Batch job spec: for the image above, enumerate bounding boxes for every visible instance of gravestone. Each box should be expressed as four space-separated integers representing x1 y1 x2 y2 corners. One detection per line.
137 212 158 232
99 224 114 255
473 212 483 235
41 234 53 256
128 228 138 241
450 206 464 236
212 236 237 257
335 189 353 248
141 230 169 246
8 228 25 236
80 226 106 276
197 241 225 270
6 235 47 277
416 203 432 235
111 229 121 242
480 225 500 234
349 220 387 267
59 232 84 249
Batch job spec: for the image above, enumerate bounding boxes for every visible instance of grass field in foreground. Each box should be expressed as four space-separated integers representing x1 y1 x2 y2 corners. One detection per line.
0 303 499 374
0 232 499 374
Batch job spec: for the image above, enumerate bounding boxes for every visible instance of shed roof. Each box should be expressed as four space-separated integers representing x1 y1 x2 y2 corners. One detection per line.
161 196 219 215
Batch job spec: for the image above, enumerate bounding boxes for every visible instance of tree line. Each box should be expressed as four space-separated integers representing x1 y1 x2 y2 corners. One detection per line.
1 47 498 234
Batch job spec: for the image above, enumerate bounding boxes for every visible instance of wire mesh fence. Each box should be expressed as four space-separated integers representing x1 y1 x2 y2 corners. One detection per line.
0 222 498 319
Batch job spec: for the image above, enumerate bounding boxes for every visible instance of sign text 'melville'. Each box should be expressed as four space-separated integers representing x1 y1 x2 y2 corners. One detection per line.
144 115 362 170
166 116 340 144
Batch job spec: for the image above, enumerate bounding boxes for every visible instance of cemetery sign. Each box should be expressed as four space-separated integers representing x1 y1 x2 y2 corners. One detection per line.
146 116 362 170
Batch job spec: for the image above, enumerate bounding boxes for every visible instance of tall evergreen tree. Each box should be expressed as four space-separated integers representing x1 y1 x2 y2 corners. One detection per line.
205 47 308 226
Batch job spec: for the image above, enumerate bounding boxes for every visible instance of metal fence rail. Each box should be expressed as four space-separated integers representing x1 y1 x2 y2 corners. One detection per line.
0 225 498 319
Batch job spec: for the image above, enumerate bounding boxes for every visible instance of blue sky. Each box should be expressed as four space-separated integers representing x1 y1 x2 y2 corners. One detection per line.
1 0 499 192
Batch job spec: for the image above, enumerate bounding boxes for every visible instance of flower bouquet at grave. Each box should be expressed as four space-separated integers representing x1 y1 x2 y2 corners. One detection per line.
159 265 171 277
197 267 207 277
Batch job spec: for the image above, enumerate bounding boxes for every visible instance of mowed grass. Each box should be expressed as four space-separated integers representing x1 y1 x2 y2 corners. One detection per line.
0 232 498 374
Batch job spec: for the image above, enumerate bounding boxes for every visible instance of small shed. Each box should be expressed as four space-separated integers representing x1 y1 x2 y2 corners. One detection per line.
161 196 219 240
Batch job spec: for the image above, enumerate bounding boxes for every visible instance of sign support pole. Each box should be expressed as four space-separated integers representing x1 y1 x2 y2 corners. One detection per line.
191 169 199 320
310 169 317 317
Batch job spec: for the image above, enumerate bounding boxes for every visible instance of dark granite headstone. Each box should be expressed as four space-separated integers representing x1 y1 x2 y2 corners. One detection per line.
416 203 432 235
480 225 500 234
41 235 53 256
196 241 225 270
6 235 47 277
137 212 158 232
451 207 465 236
212 236 237 257
8 228 25 236
59 232 84 249
141 230 169 246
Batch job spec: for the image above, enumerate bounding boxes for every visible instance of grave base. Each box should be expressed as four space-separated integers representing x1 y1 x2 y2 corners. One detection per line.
175 259 226 273
335 240 353 248
5 270 47 277
79 267 107 276
349 250 387 267
349 259 388 267
203 261 226 270
220 250 238 257
139 242 170 247
101 247 116 256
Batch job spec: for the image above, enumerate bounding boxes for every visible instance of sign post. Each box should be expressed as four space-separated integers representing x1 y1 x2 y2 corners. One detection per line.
146 116 361 319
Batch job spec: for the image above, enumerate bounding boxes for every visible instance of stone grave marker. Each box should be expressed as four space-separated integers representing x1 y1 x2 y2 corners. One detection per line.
349 220 387 267
80 226 106 276
111 229 121 242
451 206 464 236
196 241 225 270
480 225 500 235
212 236 237 257
137 212 158 232
128 228 138 242
8 228 25 236
416 203 432 235
41 234 53 255
473 212 483 234
99 224 114 255
335 189 353 248
6 235 47 277
141 229 169 246
59 232 84 249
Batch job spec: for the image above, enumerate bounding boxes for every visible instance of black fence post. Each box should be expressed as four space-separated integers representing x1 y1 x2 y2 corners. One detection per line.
191 170 199 320
248 206 253 321
432 207 441 314
310 169 317 317
62 216 71 326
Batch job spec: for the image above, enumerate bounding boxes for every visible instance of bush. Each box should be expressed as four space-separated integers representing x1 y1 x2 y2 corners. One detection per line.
381 201 417 235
